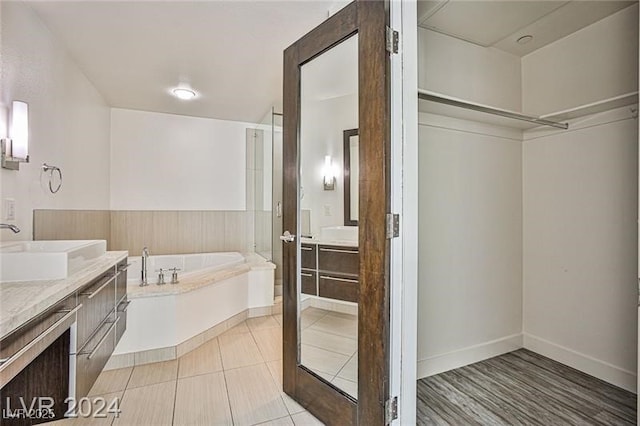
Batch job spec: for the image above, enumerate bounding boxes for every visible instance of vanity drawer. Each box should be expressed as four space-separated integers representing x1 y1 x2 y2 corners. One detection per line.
0 296 78 387
301 244 316 269
319 274 358 303
77 270 117 349
318 245 359 276
301 270 317 296
76 316 118 398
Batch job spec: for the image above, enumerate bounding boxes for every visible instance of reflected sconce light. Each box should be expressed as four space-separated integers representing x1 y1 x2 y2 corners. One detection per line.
323 155 336 191
1 101 29 170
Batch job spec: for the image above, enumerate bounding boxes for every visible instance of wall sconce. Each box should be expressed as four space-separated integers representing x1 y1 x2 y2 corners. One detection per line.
323 155 336 191
1 101 30 170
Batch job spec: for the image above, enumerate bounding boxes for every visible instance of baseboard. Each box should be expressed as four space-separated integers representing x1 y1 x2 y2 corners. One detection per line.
523 333 637 393
417 333 523 379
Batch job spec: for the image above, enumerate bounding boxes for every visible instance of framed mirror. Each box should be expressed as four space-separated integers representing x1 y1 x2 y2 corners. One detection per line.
343 128 359 226
282 1 391 424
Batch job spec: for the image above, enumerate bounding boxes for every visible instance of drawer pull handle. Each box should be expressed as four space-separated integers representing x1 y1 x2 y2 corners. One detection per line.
118 300 131 313
80 275 116 299
0 304 82 370
319 248 358 254
80 318 119 360
320 275 358 284
301 246 313 251
118 263 132 272
301 272 313 278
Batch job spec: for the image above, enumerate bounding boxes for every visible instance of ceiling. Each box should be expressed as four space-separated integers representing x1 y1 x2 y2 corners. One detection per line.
418 0 637 56
24 1 636 124
27 0 340 124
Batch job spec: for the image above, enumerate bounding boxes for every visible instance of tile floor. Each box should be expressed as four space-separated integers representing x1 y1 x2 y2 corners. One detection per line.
51 314 326 426
300 307 358 398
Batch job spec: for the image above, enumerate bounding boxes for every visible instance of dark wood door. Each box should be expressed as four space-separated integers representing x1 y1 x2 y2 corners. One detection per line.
282 1 390 425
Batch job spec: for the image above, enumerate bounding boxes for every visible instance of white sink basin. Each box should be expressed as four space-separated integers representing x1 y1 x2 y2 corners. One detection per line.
319 226 358 243
0 240 107 282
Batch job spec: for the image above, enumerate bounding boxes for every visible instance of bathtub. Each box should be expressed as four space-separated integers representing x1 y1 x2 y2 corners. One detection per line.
127 251 245 286
110 252 275 367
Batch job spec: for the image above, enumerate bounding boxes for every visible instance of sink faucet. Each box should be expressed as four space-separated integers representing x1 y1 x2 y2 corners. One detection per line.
0 224 20 234
141 246 149 286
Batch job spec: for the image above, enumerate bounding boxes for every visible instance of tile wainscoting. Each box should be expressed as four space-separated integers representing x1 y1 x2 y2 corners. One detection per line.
33 209 252 255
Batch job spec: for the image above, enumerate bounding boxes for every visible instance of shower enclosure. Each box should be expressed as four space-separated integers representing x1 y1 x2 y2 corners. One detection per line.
250 107 283 294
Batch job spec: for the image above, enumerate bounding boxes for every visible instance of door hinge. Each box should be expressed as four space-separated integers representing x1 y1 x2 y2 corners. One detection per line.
386 213 399 239
385 396 398 424
386 26 399 54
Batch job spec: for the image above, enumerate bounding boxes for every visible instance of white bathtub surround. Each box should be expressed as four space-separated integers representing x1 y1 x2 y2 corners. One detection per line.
108 253 275 369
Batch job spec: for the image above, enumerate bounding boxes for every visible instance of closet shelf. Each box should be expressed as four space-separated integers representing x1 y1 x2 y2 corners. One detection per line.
418 89 569 130
540 92 638 122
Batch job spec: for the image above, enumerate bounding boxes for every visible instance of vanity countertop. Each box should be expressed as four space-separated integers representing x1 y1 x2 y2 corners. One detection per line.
300 237 358 248
0 251 128 340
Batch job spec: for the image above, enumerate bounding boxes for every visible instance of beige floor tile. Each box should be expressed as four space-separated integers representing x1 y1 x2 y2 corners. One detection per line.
247 315 280 331
252 327 282 362
300 308 329 329
266 360 305 415
309 314 357 339
219 331 264 370
291 410 325 425
331 376 358 399
301 328 357 356
273 314 283 325
49 392 123 426
225 363 289 425
335 353 357 382
127 360 178 389
254 415 294 425
173 372 232 425
300 344 350 376
178 337 223 378
88 367 132 396
222 320 251 335
113 381 175 426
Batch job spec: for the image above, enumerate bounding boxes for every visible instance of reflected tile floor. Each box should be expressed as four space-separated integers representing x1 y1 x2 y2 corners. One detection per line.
300 308 358 399
51 315 324 426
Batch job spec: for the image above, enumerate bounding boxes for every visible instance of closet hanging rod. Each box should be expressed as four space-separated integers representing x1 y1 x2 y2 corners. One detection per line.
418 89 569 130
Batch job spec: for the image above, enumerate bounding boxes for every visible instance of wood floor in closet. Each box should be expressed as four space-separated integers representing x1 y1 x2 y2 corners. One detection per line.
416 349 636 425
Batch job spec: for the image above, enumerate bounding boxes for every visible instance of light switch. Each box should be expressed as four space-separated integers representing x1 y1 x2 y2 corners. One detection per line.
4 198 15 221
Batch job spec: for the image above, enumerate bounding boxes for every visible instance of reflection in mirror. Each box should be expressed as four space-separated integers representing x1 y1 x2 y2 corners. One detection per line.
299 33 359 400
343 129 358 226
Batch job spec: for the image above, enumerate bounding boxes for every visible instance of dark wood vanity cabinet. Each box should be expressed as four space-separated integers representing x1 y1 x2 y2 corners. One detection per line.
76 259 128 398
301 243 359 303
0 296 78 424
301 244 318 296
0 256 128 424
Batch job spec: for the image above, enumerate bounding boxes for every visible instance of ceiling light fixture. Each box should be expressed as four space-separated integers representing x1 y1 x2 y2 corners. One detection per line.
517 35 533 45
172 88 197 100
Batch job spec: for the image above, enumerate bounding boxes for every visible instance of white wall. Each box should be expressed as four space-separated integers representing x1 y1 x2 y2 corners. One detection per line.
417 114 523 377
0 2 111 240
110 108 250 211
523 109 638 392
300 93 357 236
417 29 524 377
522 4 639 116
520 5 639 392
418 28 522 111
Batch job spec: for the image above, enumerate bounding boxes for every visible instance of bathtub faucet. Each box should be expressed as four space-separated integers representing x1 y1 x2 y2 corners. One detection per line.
141 246 150 286
0 224 20 233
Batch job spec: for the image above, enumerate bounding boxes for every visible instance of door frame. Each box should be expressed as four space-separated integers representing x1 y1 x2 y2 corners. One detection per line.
282 1 391 424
